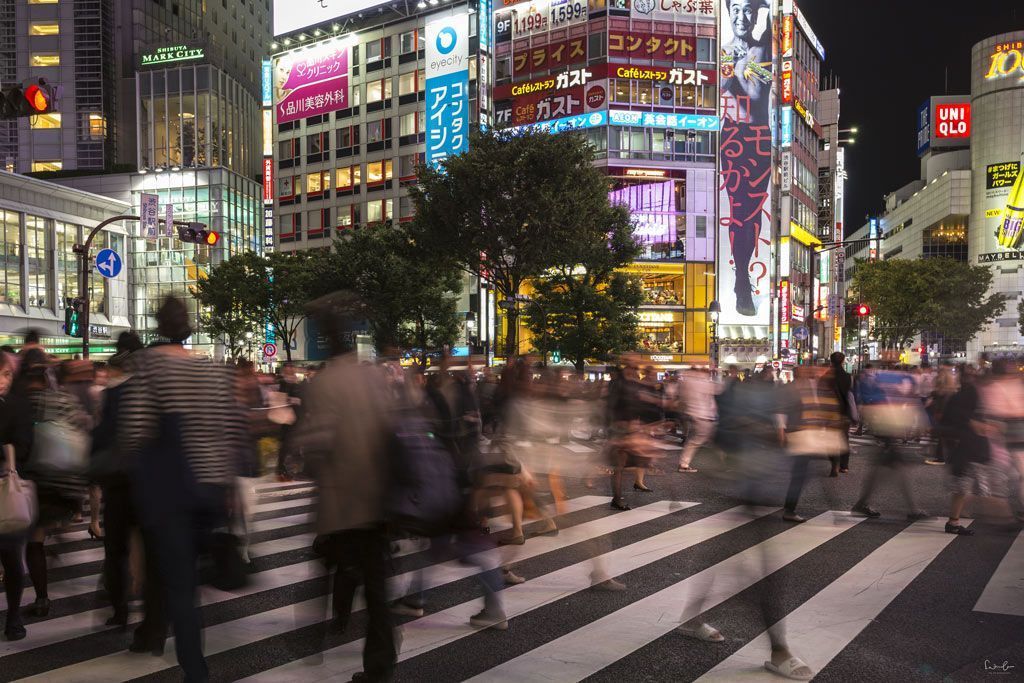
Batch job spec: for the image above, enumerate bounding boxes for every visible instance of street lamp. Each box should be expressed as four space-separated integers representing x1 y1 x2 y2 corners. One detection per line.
708 299 721 370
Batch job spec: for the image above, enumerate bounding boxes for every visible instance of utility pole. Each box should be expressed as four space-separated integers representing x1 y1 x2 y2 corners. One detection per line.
72 215 138 359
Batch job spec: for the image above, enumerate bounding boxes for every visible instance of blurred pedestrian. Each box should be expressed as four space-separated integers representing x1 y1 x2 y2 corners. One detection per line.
0 351 31 640
676 367 721 473
120 296 245 681
825 352 855 476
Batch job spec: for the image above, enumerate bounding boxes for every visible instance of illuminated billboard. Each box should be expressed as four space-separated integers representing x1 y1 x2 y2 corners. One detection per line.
934 103 970 139
274 0 387 37
425 13 470 168
630 0 715 20
609 180 679 248
915 96 971 156
717 0 774 326
983 40 1024 83
274 42 350 124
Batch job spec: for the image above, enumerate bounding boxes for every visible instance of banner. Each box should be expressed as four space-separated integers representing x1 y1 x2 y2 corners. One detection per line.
140 193 159 239
274 42 349 124
630 0 715 20
426 13 470 168
717 0 774 326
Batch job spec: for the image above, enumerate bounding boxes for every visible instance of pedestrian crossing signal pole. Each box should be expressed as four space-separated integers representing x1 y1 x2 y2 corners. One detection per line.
73 214 138 359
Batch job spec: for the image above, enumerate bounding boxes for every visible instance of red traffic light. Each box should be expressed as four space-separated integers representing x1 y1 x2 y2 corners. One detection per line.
856 304 871 316
23 84 48 113
204 230 220 246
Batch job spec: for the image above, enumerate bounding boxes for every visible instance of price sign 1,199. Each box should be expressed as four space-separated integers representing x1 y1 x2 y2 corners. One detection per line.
513 6 548 37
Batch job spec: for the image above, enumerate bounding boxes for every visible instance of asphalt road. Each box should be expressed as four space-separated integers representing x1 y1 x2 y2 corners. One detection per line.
1 434 1022 683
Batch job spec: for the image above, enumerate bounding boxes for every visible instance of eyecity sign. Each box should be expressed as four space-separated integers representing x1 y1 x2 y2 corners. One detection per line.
141 44 205 66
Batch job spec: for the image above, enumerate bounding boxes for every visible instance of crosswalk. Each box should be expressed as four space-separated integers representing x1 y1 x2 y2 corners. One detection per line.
1 478 1021 682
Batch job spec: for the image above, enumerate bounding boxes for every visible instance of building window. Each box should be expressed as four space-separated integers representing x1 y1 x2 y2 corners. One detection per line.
87 113 106 138
31 160 61 172
366 78 392 103
400 30 417 54
30 113 61 129
278 175 298 199
399 195 414 220
337 203 361 229
417 69 425 92
29 22 60 35
398 71 417 96
336 164 362 189
336 124 360 148
25 216 47 308
366 118 391 143
0 211 21 306
280 212 301 240
694 215 707 239
30 53 60 67
307 208 330 235
367 199 393 224
399 153 422 178
366 160 392 184
400 113 418 136
366 39 382 62
307 131 329 155
306 170 330 195
278 138 300 161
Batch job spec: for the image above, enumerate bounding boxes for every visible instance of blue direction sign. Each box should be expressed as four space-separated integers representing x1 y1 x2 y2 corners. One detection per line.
95 248 122 279
792 326 810 342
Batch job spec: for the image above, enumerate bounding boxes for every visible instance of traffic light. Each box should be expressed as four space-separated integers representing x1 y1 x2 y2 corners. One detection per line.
1 78 59 119
176 222 220 246
855 303 871 317
64 297 84 338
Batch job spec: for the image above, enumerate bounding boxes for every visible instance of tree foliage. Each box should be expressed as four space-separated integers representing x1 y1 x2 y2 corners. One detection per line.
523 201 642 372
330 222 462 357
853 258 1006 350
194 252 264 360
408 128 626 357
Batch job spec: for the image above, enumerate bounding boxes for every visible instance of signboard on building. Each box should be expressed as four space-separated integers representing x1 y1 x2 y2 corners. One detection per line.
274 42 350 124
916 100 931 156
425 13 470 169
983 40 1024 83
629 0 715 20
916 95 971 156
987 162 1020 190
780 280 791 324
140 193 159 238
608 31 695 62
509 36 588 77
141 44 205 66
717 0 774 327
273 0 388 36
263 158 274 203
934 103 970 139
780 151 792 191
607 109 720 131
264 206 275 251
261 59 273 106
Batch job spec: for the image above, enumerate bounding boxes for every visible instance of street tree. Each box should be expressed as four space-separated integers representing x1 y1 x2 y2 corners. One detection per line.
408 128 621 357
331 221 462 359
194 252 264 360
523 202 642 372
853 258 1005 351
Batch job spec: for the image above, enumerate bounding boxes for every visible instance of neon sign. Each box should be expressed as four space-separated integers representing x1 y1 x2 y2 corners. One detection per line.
985 42 1024 82
141 44 204 66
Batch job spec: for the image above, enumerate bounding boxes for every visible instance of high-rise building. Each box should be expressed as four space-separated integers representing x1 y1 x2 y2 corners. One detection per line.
16 0 272 349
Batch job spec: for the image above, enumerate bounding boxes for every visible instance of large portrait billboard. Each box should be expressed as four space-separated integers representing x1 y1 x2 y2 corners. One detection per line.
274 43 350 124
717 0 774 325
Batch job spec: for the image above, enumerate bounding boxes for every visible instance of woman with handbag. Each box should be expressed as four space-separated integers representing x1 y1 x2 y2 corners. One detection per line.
14 352 92 618
0 351 33 640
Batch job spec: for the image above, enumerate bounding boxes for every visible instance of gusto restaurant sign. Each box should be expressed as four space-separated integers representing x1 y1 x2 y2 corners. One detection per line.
984 41 1024 82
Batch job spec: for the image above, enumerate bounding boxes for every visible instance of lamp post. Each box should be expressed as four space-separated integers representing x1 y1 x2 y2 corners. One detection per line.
708 299 721 370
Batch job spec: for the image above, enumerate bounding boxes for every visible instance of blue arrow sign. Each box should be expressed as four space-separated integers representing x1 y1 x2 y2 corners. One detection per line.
95 248 122 279
792 326 809 342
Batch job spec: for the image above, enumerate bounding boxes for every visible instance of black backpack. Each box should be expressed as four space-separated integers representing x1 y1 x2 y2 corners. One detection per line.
386 415 462 537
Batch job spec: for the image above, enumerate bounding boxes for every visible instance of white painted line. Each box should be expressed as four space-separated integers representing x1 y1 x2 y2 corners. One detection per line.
468 512 863 683
974 529 1024 617
698 518 967 681
16 499 690 680
243 504 770 683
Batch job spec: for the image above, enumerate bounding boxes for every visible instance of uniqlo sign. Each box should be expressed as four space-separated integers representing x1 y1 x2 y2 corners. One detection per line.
934 103 970 139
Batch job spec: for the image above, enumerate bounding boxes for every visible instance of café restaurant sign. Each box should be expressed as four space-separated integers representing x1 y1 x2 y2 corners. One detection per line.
141 44 205 66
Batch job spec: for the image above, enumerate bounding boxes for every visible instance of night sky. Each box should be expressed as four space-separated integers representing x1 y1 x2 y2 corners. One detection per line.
797 1 1022 236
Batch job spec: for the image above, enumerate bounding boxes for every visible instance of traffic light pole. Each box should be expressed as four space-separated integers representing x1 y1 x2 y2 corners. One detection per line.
73 215 139 359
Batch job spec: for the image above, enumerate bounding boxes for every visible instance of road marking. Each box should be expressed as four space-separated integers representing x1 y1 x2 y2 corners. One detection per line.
242 504 772 683
16 499 695 680
698 518 967 681
467 512 862 683
974 529 1024 617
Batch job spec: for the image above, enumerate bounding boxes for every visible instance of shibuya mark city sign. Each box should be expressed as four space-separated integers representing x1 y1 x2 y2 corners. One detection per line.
141 45 204 66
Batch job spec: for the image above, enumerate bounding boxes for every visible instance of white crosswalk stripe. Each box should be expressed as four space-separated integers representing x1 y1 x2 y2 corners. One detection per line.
1 478 1018 682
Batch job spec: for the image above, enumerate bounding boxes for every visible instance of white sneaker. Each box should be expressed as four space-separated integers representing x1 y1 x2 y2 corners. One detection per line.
469 608 508 630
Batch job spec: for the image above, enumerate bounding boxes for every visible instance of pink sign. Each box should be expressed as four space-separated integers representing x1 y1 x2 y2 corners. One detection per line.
275 44 350 124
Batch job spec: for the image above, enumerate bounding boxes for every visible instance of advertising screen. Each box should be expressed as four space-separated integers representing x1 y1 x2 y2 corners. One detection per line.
274 42 350 124
717 0 774 326
609 180 679 248
425 13 470 168
274 0 388 37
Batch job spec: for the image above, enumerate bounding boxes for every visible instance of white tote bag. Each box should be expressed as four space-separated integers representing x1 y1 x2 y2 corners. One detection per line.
0 446 36 535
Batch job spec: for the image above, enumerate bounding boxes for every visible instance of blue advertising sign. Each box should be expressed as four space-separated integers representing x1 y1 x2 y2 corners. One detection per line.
261 58 273 107
915 99 931 156
425 14 470 169
94 248 122 279
780 106 793 147
509 111 607 135
478 0 491 52
608 109 721 132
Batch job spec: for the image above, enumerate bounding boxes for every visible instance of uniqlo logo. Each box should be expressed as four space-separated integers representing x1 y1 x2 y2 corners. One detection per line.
935 103 971 138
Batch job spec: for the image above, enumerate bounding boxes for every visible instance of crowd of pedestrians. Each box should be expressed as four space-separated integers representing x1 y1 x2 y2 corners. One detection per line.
1 296 1023 681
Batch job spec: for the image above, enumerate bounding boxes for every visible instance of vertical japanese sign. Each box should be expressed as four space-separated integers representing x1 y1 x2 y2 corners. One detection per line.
261 58 273 106
263 158 274 203
165 202 174 237
717 0 774 326
426 13 470 169
140 193 159 239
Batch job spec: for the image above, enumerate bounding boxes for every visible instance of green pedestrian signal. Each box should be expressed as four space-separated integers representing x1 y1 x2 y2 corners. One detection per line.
64 297 84 338
551 350 561 363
